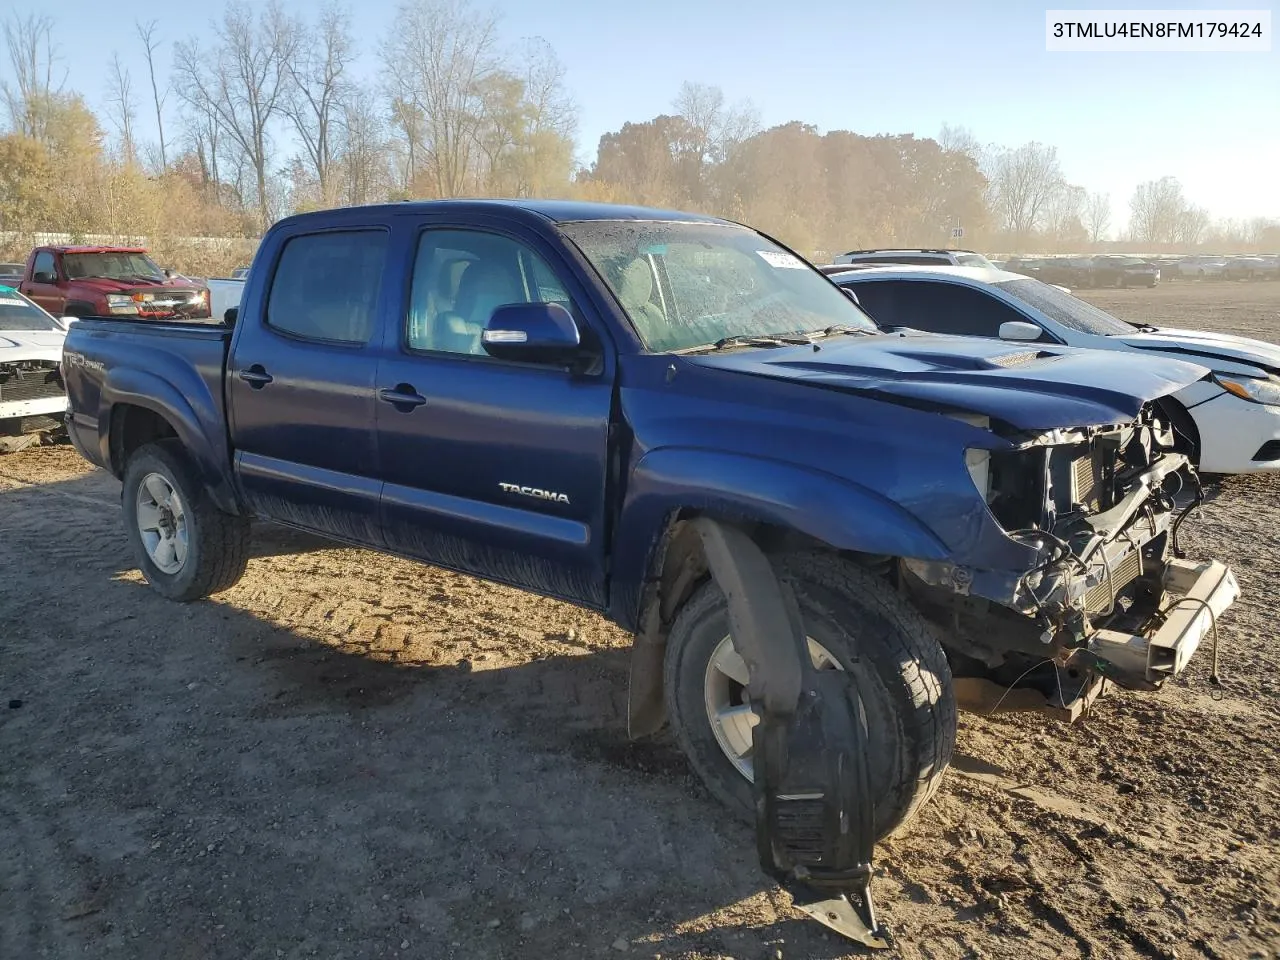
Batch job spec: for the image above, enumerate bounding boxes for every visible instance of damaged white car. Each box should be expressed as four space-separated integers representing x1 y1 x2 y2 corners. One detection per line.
0 285 70 453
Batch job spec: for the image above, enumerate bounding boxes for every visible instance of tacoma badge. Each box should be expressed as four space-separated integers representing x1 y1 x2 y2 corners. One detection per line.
499 482 570 505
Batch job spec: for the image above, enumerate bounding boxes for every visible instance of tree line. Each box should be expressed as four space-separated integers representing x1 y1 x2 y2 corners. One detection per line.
1 0 1276 275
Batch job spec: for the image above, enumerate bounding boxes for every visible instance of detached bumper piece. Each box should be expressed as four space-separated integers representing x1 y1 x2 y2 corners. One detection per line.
1088 559 1239 688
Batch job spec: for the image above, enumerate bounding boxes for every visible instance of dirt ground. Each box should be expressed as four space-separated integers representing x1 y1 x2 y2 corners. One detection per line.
2 280 1278 960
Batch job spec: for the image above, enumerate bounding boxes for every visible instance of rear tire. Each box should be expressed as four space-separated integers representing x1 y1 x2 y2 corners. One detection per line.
121 440 250 601
663 552 956 839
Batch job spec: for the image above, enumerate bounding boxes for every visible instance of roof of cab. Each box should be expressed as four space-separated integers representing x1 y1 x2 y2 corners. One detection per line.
274 198 732 230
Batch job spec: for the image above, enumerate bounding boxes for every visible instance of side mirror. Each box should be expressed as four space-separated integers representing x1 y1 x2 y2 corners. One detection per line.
482 302 581 365
223 306 239 326
999 320 1043 342
842 287 862 306
33 271 55 284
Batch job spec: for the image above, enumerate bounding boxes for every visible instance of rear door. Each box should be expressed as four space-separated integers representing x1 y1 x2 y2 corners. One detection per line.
22 251 65 314
227 223 391 546
373 218 615 607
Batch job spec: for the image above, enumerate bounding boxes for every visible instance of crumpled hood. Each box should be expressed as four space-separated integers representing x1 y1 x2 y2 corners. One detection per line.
686 333 1210 430
1119 326 1280 376
0 329 65 363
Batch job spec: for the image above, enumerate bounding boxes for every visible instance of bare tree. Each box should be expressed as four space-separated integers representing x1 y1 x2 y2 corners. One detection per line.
937 123 983 160
2 13 62 141
1083 191 1110 244
1044 183 1086 246
174 0 300 229
1129 176 1187 246
986 142 1063 242
135 20 169 171
337 87 387 205
381 0 500 197
1175 205 1209 247
283 3 354 204
105 53 137 164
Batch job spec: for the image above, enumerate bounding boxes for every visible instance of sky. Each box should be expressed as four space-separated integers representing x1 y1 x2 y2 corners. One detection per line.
3 0 1278 232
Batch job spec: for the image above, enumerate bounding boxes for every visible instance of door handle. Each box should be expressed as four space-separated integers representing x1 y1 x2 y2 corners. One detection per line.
378 384 428 409
238 365 273 388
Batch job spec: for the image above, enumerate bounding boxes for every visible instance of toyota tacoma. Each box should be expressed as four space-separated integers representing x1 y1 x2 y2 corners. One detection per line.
60 200 1238 944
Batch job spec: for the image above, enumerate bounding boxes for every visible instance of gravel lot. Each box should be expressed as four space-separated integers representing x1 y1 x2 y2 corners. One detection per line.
2 280 1278 959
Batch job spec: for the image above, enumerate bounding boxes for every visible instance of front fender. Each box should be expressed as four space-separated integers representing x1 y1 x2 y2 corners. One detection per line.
607 447 949 630
101 368 240 514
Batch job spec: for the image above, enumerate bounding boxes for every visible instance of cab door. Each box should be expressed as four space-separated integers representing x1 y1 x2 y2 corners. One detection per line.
22 251 66 314
227 224 391 547
373 219 616 607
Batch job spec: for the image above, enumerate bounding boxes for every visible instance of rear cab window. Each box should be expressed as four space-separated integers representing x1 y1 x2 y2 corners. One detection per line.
266 230 389 344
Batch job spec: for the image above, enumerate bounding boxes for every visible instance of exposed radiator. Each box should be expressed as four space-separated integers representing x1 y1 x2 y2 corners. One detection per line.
1085 548 1143 613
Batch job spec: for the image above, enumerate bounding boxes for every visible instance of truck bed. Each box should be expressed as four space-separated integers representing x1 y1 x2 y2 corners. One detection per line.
62 316 233 484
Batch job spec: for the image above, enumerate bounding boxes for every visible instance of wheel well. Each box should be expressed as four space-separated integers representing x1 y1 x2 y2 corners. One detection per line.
626 510 894 738
109 404 178 477
1154 397 1201 465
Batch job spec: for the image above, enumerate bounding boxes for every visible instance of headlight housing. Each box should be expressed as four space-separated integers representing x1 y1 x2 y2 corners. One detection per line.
1217 374 1280 407
105 294 139 315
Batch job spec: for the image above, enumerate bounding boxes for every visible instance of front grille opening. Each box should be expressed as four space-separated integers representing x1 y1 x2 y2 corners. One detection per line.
0 362 64 404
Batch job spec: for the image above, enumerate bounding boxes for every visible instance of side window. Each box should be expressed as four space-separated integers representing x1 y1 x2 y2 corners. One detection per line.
892 282 1031 338
33 251 56 278
842 281 899 326
407 230 572 356
266 230 388 344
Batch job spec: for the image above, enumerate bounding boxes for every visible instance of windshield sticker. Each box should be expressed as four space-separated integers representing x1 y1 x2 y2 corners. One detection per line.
639 244 667 256
756 250 806 269
0 297 27 306
0 285 16 293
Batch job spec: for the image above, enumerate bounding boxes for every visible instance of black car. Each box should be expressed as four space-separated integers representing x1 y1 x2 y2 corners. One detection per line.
1032 258 1093 287
1089 256 1160 287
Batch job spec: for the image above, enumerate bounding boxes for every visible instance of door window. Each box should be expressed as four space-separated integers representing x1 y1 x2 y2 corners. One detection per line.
406 230 572 356
858 280 1031 338
32 251 56 279
266 230 388 344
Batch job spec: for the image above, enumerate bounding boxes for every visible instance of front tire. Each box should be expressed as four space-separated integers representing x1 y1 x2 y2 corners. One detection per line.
122 441 250 601
663 552 956 839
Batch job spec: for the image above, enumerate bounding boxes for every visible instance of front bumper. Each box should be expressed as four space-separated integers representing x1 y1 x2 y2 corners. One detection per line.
1087 559 1239 686
1192 392 1280 474
0 393 68 429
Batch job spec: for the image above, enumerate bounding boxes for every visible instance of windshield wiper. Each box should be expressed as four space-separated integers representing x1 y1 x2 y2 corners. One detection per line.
818 324 878 338
700 333 816 352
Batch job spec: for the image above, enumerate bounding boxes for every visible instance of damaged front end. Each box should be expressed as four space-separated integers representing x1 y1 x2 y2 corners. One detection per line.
903 405 1238 715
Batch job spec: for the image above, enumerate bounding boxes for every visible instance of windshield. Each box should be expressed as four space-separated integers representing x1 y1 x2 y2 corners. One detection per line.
63 251 164 281
0 287 60 331
559 220 879 351
956 253 995 268
996 277 1134 335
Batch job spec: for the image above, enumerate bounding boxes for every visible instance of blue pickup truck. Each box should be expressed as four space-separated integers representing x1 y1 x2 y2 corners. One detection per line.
61 200 1238 941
